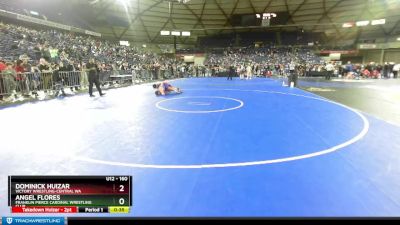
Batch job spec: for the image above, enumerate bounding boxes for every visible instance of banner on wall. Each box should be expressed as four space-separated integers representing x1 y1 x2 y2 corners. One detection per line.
320 50 357 55
359 44 378 49
184 55 195 62
329 53 341 60
16 14 71 31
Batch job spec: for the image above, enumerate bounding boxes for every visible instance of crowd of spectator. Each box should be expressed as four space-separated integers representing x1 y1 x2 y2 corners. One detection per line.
203 46 325 77
0 21 190 102
1 20 399 104
203 46 400 80
0 21 185 72
332 61 400 79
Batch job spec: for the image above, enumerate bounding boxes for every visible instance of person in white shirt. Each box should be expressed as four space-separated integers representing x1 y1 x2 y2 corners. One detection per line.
288 62 297 87
246 64 253 80
325 62 335 80
237 65 244 80
393 63 400 79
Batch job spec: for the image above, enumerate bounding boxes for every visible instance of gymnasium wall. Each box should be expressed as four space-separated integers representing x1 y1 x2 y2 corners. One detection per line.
383 49 400 63
359 49 400 64
360 50 383 64
356 40 400 64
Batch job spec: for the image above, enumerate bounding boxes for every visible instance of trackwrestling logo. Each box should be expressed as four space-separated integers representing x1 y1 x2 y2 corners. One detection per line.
1 217 64 225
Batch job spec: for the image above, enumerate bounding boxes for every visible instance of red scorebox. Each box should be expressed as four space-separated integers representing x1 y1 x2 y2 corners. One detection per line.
12 206 78 213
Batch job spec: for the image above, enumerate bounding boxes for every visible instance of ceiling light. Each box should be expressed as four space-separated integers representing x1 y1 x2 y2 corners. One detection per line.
29 11 39 16
356 21 370 27
181 31 191 36
160 30 170 36
371 19 385 25
342 22 354 28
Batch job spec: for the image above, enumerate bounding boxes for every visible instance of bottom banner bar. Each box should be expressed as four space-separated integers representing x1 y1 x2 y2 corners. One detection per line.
65 217 400 225
2 217 65 225
11 207 77 213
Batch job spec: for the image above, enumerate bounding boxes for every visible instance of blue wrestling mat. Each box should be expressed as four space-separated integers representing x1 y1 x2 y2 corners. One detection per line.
0 77 400 216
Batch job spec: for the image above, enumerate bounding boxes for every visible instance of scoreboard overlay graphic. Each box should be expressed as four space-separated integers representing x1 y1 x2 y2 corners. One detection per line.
8 176 132 214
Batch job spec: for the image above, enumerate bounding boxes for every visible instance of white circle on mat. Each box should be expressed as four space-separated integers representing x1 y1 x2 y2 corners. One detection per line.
75 89 369 169
155 96 244 113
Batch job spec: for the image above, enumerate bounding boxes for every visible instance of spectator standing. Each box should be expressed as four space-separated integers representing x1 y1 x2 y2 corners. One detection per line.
160 64 166 79
86 58 105 97
228 65 235 80
345 61 353 75
33 44 42 60
14 59 29 96
52 64 66 97
288 61 296 86
389 63 394 78
42 46 52 62
246 64 253 80
2 63 18 100
393 63 400 79
38 58 53 93
383 62 389 78
80 63 89 89
0 59 8 101
0 59 7 71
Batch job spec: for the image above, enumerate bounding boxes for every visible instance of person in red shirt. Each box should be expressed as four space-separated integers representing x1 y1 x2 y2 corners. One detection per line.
0 58 8 100
0 60 4 100
362 69 370 78
14 60 29 95
266 70 272 78
0 59 6 72
14 60 25 73
371 69 380 79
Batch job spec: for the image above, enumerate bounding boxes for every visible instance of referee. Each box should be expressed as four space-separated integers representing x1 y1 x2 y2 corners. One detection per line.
288 61 297 87
227 65 235 80
86 58 105 97
325 62 334 80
